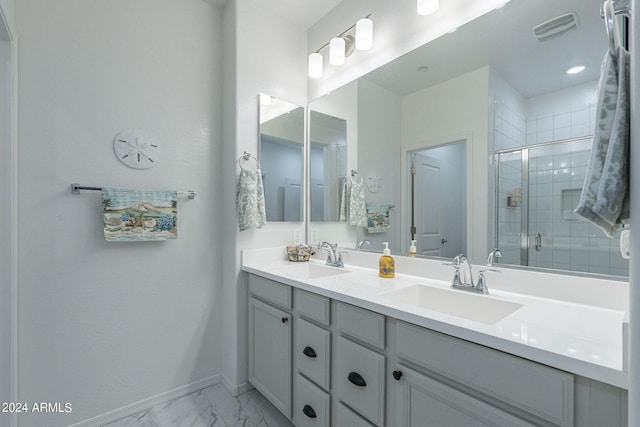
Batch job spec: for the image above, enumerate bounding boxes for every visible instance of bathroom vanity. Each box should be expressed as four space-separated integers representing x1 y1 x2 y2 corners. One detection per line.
243 248 628 427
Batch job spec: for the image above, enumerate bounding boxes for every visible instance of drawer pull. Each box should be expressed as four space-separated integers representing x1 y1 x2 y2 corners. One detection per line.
348 371 367 387
303 404 317 419
393 370 403 381
281 316 288 323
303 346 317 358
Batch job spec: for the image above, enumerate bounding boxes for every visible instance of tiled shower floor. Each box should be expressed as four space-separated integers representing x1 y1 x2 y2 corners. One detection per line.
102 383 294 427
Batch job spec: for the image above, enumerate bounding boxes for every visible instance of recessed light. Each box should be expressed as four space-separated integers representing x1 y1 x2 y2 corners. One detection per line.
417 66 429 72
566 65 586 75
447 27 458 34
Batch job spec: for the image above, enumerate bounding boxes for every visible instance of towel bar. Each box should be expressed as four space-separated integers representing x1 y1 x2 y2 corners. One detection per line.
71 184 197 200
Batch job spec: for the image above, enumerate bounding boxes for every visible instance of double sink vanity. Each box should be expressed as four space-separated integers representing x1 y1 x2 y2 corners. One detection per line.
242 247 629 426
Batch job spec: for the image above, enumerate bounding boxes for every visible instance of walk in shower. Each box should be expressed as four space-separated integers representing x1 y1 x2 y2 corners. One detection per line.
495 137 629 277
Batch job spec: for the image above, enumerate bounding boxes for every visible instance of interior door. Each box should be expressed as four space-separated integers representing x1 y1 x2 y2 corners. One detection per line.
284 179 302 222
414 153 445 256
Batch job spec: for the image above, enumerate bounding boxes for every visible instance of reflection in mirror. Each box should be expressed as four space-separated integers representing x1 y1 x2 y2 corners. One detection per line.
308 0 629 278
409 142 466 258
259 94 304 222
309 111 348 221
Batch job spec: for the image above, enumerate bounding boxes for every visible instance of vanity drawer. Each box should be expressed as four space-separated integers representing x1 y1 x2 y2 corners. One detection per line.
295 317 331 390
248 274 292 310
395 321 574 427
295 289 330 326
335 336 385 426
336 302 385 350
294 374 330 427
335 402 375 427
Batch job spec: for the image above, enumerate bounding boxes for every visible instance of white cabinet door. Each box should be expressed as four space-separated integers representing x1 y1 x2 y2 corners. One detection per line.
393 365 536 427
248 297 292 418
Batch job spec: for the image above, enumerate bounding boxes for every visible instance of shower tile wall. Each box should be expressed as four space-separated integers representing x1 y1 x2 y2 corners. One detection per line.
495 99 629 277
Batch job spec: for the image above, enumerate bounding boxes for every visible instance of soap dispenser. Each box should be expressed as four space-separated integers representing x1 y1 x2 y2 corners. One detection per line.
379 242 395 278
409 240 417 256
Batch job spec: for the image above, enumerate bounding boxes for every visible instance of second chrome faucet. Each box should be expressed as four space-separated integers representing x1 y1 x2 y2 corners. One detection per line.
449 253 498 294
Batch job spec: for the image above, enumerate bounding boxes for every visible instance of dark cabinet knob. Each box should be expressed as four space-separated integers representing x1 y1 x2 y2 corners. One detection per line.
281 317 288 323
348 371 367 387
303 404 317 419
393 370 403 381
303 346 317 358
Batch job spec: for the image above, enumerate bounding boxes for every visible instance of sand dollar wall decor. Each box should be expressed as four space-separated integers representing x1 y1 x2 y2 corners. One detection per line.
113 129 161 169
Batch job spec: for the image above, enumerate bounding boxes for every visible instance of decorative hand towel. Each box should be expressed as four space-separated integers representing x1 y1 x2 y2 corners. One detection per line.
348 179 368 227
366 203 391 233
237 168 267 231
102 188 178 241
575 47 630 237
339 178 349 222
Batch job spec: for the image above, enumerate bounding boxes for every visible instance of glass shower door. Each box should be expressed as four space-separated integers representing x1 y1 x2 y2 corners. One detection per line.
495 150 524 266
496 137 629 276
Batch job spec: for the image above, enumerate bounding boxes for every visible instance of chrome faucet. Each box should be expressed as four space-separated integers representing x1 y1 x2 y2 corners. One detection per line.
449 254 496 294
487 248 503 265
318 242 344 268
357 239 371 250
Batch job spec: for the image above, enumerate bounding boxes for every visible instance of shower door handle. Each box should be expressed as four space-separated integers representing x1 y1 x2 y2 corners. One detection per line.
534 233 542 251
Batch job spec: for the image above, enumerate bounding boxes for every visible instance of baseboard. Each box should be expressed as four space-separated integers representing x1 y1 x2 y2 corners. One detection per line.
220 374 253 397
68 375 221 427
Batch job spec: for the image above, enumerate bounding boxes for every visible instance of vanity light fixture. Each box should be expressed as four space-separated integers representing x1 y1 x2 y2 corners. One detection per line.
330 37 346 65
417 0 439 16
355 17 373 51
308 14 373 78
308 53 323 79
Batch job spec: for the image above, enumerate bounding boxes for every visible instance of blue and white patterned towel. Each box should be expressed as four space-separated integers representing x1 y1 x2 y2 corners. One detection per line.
102 188 178 242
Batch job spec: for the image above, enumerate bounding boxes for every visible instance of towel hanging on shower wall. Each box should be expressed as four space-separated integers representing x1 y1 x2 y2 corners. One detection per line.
237 152 267 231
575 46 630 237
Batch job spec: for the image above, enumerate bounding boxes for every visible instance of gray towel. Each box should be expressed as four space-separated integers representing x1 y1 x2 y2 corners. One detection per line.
237 168 267 231
575 47 630 237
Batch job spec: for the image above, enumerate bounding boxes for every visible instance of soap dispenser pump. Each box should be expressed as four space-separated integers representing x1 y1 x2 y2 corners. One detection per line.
379 242 395 278
409 240 417 256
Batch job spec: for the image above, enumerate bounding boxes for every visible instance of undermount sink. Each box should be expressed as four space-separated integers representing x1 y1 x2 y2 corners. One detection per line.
378 284 523 324
281 263 351 280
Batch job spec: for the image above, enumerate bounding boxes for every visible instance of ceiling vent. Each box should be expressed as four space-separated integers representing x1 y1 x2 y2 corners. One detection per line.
532 12 579 42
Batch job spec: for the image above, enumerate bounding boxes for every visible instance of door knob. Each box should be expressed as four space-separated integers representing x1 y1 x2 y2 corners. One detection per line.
441 238 448 244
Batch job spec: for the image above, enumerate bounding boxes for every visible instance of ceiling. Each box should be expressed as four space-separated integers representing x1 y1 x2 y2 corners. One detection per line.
204 0 342 30
364 0 609 98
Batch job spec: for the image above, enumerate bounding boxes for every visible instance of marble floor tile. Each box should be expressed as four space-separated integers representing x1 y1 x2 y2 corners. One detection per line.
103 383 294 427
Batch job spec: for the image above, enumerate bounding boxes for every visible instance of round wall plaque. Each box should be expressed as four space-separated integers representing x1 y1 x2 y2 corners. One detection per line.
113 129 161 169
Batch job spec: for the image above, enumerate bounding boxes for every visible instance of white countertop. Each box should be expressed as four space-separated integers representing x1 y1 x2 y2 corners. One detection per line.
242 247 629 389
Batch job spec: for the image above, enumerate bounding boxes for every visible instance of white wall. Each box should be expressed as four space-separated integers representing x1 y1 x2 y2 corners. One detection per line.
402 67 491 260
221 0 308 391
16 1 222 425
0 0 15 424
629 1 639 423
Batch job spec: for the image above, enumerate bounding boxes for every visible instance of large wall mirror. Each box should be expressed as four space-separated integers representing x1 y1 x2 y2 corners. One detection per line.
307 0 629 278
259 94 305 222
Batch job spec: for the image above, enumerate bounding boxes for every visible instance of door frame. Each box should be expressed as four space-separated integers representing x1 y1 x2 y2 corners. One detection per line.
400 132 473 259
